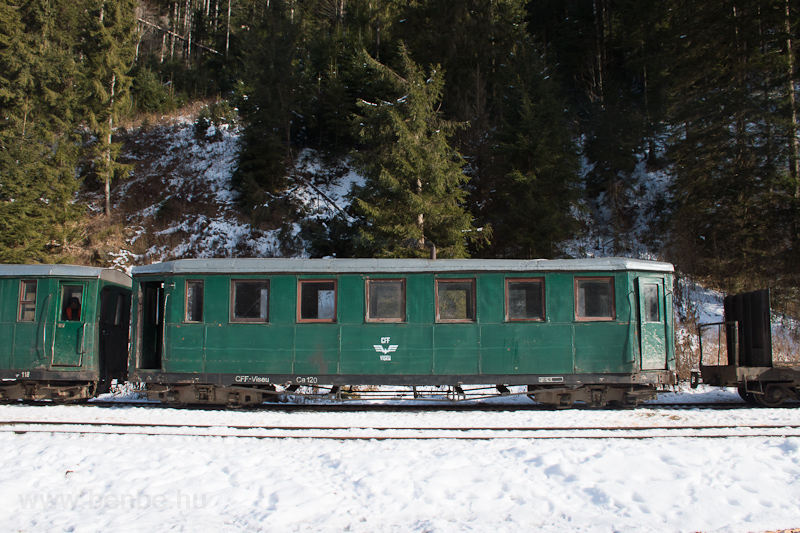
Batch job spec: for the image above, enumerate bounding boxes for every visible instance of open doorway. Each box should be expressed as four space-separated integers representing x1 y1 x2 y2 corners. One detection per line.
138 281 165 370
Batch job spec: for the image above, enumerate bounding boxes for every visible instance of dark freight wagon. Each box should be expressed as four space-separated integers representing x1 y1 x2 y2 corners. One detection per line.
129 258 676 407
696 288 800 407
0 265 132 401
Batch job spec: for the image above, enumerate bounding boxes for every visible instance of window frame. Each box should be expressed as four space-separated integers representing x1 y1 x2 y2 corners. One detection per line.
365 278 406 323
297 279 338 323
505 277 546 322
435 278 477 323
18 280 37 322
230 279 270 323
184 279 205 323
641 283 661 323
59 284 85 322
574 276 616 322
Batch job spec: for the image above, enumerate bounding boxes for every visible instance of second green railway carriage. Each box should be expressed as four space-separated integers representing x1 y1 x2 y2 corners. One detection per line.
129 258 676 406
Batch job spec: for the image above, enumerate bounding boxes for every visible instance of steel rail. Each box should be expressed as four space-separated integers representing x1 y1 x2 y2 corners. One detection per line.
82 400 755 411
2 420 800 440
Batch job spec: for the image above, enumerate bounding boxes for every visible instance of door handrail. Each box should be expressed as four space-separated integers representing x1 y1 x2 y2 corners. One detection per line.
698 320 739 368
37 294 51 360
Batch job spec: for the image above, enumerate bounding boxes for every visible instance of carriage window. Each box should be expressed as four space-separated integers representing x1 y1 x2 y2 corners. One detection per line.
114 294 126 326
298 280 337 322
642 283 660 323
575 277 615 321
506 279 545 321
18 280 37 321
366 279 405 322
60 285 83 321
436 279 476 322
185 280 204 323
232 280 270 322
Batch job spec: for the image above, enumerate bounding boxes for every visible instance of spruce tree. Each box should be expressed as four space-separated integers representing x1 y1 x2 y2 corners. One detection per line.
352 48 486 258
79 0 137 216
489 56 582 258
666 0 792 285
233 2 302 213
0 0 82 262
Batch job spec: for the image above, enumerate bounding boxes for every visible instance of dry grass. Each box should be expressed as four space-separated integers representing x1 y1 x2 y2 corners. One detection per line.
117 98 217 131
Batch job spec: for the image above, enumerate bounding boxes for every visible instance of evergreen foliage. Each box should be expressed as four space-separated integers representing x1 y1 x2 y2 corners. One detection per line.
352 49 484 258
232 1 302 221
79 0 138 216
3 0 800 305
487 48 582 258
665 0 798 287
0 0 82 262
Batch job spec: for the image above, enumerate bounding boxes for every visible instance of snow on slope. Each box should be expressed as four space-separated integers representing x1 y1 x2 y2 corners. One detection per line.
107 118 363 272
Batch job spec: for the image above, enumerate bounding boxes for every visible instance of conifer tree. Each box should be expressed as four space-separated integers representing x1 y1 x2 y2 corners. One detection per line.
352 48 486 258
79 0 137 216
666 0 792 283
488 58 581 258
233 1 302 213
0 0 82 262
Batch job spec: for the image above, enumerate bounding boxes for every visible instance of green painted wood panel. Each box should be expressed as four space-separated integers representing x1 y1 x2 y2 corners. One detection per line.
433 325 479 374
130 267 675 380
205 325 294 374
294 324 339 374
163 324 205 373
271 276 297 324
481 324 574 374
573 323 632 373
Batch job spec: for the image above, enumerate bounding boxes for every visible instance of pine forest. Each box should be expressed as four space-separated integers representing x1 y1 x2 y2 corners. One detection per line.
3 0 800 312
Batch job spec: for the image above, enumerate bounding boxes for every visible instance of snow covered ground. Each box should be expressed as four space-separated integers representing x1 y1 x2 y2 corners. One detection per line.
1 387 799 532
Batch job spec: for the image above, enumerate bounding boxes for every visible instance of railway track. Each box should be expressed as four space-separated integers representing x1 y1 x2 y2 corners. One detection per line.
26 398 776 411
2 419 800 440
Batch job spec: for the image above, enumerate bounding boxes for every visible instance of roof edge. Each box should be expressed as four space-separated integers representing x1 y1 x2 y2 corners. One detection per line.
132 258 674 275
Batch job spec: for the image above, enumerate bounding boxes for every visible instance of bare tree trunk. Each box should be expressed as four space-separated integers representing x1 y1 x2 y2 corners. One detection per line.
225 0 231 60
184 0 192 64
105 73 116 217
171 2 177 59
417 178 424 249
786 0 799 197
593 0 607 107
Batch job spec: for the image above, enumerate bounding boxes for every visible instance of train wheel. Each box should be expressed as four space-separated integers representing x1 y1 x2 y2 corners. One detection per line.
753 384 787 408
737 384 758 405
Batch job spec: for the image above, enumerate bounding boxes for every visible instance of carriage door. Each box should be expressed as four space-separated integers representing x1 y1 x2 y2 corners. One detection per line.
51 282 88 368
99 287 130 381
138 281 165 370
638 278 667 370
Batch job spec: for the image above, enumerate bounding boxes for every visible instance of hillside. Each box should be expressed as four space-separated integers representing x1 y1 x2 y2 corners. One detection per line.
81 113 364 272
6 1 800 297
81 109 672 271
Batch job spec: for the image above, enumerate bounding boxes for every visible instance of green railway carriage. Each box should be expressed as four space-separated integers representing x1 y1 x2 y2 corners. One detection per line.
0 265 132 401
129 258 676 406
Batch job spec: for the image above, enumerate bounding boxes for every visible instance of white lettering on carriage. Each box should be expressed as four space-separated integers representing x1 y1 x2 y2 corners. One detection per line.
374 337 398 361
